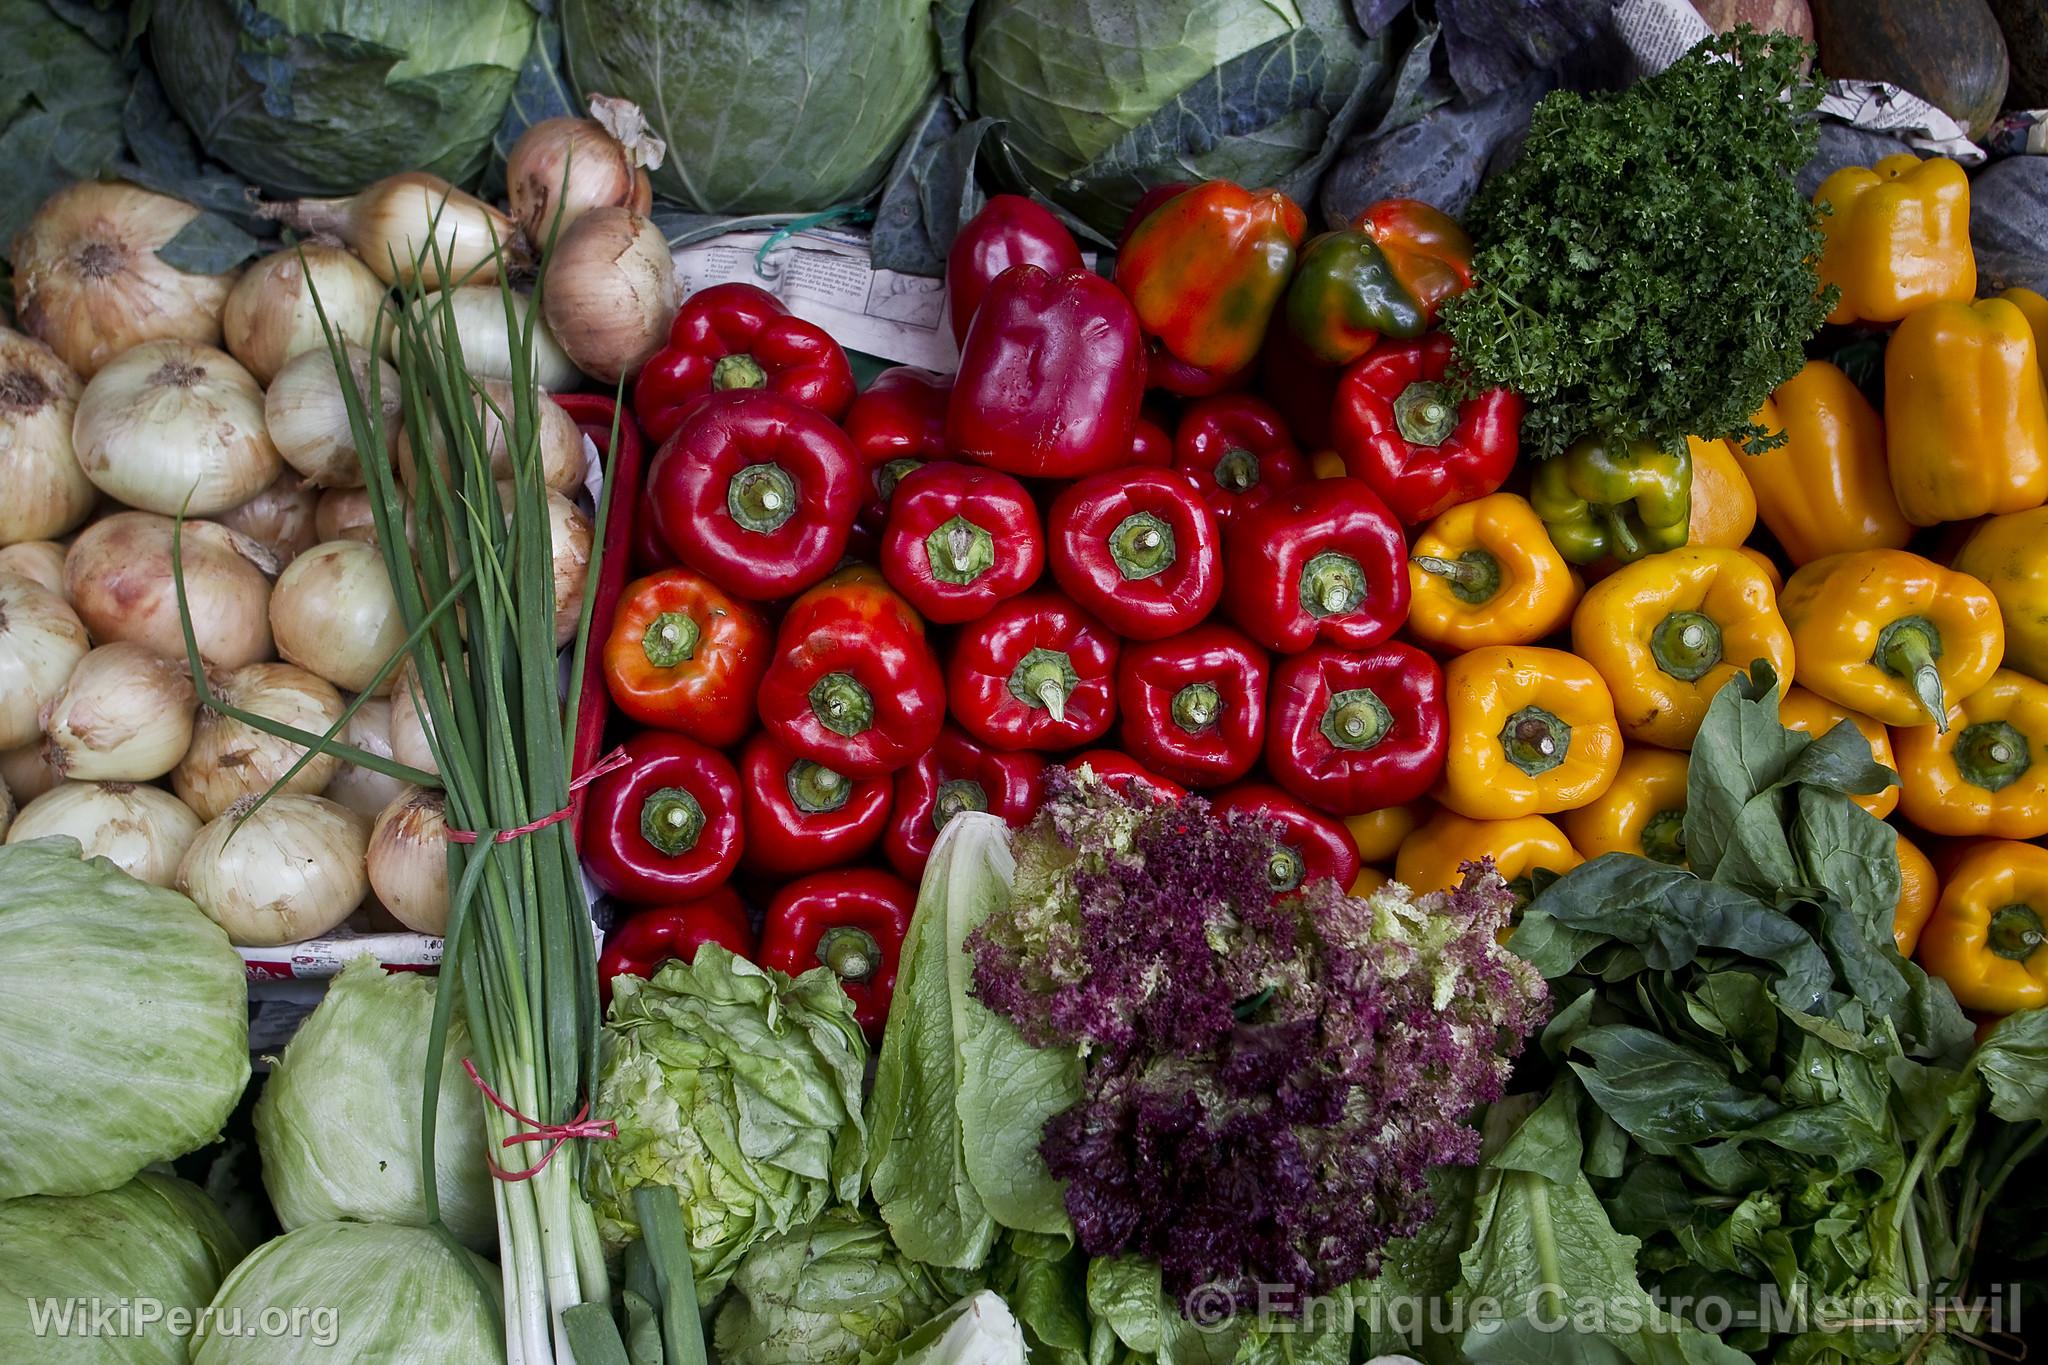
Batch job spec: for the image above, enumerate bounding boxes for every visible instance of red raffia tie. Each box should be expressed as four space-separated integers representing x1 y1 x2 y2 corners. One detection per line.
461 1058 616 1181
445 746 632 845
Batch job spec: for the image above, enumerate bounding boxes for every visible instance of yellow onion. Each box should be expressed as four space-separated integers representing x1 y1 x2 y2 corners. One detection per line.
222 243 393 384
314 487 381 545
10 181 240 376
269 540 404 693
219 470 322 567
507 99 661 246
324 696 406 820
0 741 62 803
0 572 90 749
0 328 94 545
176 793 368 946
262 173 517 289
366 784 450 933
72 340 281 517
397 380 585 494
546 489 594 646
6 780 201 886
387 658 439 776
541 208 678 384
0 542 68 597
173 661 345 821
41 641 197 781
402 286 579 391
266 343 402 488
66 511 275 668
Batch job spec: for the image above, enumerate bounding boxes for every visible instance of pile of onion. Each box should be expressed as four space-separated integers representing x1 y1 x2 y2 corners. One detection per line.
5 781 201 886
40 642 197 782
222 243 392 384
172 662 345 821
269 540 405 694
506 96 663 247
220 471 322 566
72 340 280 517
66 511 276 669
541 207 677 384
263 173 516 289
402 286 579 391
0 573 90 750
397 379 586 495
325 698 406 819
0 542 67 596
266 344 402 488
177 793 368 946
367 784 450 934
0 328 95 545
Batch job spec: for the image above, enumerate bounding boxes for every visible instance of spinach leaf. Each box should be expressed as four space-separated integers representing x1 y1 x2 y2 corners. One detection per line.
1974 1009 2048 1123
1570 1026 1784 1145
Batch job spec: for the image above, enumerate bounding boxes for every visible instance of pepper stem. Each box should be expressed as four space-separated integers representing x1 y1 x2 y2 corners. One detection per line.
727 462 799 534
1412 550 1502 606
786 760 851 814
1649 610 1724 683
1602 507 1645 562
640 610 700 668
639 787 706 857
924 515 996 586
1321 687 1393 752
1500 706 1571 777
816 925 881 982
1874 616 1948 731
808 671 874 737
1989 903 2045 963
1008 648 1079 724
1108 511 1177 581
1393 380 1459 447
932 778 989 831
1639 808 1687 866
1214 447 1260 493
876 458 921 503
1953 720 2031 793
1299 551 1368 619
712 353 768 391
1266 846 1305 894
1172 682 1221 734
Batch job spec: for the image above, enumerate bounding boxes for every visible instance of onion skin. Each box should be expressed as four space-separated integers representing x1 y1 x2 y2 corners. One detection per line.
0 542 68 597
0 328 94 545
267 344 401 489
173 661 345 821
402 286 580 392
508 116 656 247
176 793 369 946
397 378 586 494
219 470 322 567
387 659 439 776
367 784 450 933
547 489 593 646
269 540 405 694
72 340 281 517
263 172 518 290
40 641 197 782
315 488 381 545
324 696 406 819
0 571 90 749
541 208 678 384
0 741 62 803
66 511 275 669
5 780 202 886
222 242 393 384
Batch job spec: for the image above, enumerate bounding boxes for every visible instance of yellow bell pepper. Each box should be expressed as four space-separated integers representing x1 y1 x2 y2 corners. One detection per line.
1745 361 1910 566
1885 298 2048 526
2001 286 2048 383
1683 435 1756 550
1895 669 2048 838
1777 685 1899 819
1953 506 2048 684
1407 493 1581 653
1348 866 1389 897
1343 802 1425 866
1778 549 2003 730
1813 154 1975 325
1438 646 1622 818
1394 809 1582 898
1893 831 1938 959
1560 748 1688 865
1310 448 1347 480
1738 546 1783 594
1916 839 2048 1014
1572 547 1795 750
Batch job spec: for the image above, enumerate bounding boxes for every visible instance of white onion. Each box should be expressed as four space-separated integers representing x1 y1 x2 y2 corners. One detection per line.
176 793 368 946
323 697 406 819
218 470 321 567
0 541 68 597
0 741 62 804
266 343 402 488
173 661 345 821
397 379 585 494
269 540 404 694
546 489 593 647
40 641 197 781
541 208 678 384
262 173 517 289
507 103 660 247
10 181 240 376
402 286 580 391
0 572 90 749
72 340 281 517
387 658 439 776
0 328 94 545
5 780 202 886
366 784 449 934
66 511 276 668
222 243 393 384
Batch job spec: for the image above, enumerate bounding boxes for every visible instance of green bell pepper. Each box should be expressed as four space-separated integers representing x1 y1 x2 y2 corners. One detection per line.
1529 435 1693 565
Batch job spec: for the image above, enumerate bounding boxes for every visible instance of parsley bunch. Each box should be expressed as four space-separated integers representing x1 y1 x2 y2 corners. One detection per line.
1443 28 1836 459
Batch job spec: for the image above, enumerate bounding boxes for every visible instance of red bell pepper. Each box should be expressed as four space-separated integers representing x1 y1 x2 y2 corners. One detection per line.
846 366 951 542
1118 182 1193 249
947 591 1120 752
581 731 745 906
884 726 1046 879
1114 623 1269 788
946 265 1144 479
596 890 755 1004
1259 324 1340 451
1222 477 1411 655
1129 416 1173 468
1331 333 1522 525
1264 642 1447 816
630 503 680 575
601 569 771 748
648 390 861 602
1063 749 1187 802
1047 467 1220 641
758 869 914 1039
1146 346 1255 398
1210 781 1363 895
1172 393 1307 525
633 282 855 442
1283 199 1476 366
1117 181 1307 377
881 462 1045 624
738 730 891 876
946 195 1084 345
758 567 946 777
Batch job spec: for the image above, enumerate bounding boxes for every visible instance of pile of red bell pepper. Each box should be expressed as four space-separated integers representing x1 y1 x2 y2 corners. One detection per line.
585 181 1519 1034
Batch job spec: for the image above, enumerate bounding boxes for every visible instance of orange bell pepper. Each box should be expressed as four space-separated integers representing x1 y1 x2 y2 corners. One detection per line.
1744 361 1910 566
1683 435 1756 550
1916 839 2048 1014
1777 685 1898 819
1813 154 1975 325
1895 669 2048 838
1894 831 1938 959
1885 298 2048 526
1117 181 1306 376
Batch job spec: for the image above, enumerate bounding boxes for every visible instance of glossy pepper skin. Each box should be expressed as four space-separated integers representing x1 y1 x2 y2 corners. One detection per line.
1886 299 2048 526
596 891 755 1004
648 390 860 602
1530 434 1692 566
881 462 1044 625
602 570 770 748
1813 154 1975 326
1778 550 2003 731
1331 334 1520 525
884 727 1047 879
948 592 1120 752
1779 685 1899 819
1065 749 1186 802
1894 832 1939 959
1955 507 2048 684
1129 416 1173 468
1117 181 1306 377
1211 782 1362 895
947 265 1144 479
738 731 891 876
1222 477 1410 655
1172 394 1306 526
1264 642 1446 816
633 282 855 443
845 366 950 541
1572 548 1796 751
1896 670 2048 838
1048 468 1221 640
1343 802 1424 866
1746 360 1909 566
1395 810 1581 899
758 869 914 1040
758 568 946 778
1115 624 1269 788
1438 645 1623 819
1916 840 2048 1014
946 194 1084 345
1284 199 1475 366
1408 493 1580 653
1560 749 1689 866
1682 437 1756 551
581 731 745 906
2002 286 2048 381
1146 346 1255 399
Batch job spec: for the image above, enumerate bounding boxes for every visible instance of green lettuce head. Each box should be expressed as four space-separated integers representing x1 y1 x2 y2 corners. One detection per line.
587 945 868 1296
